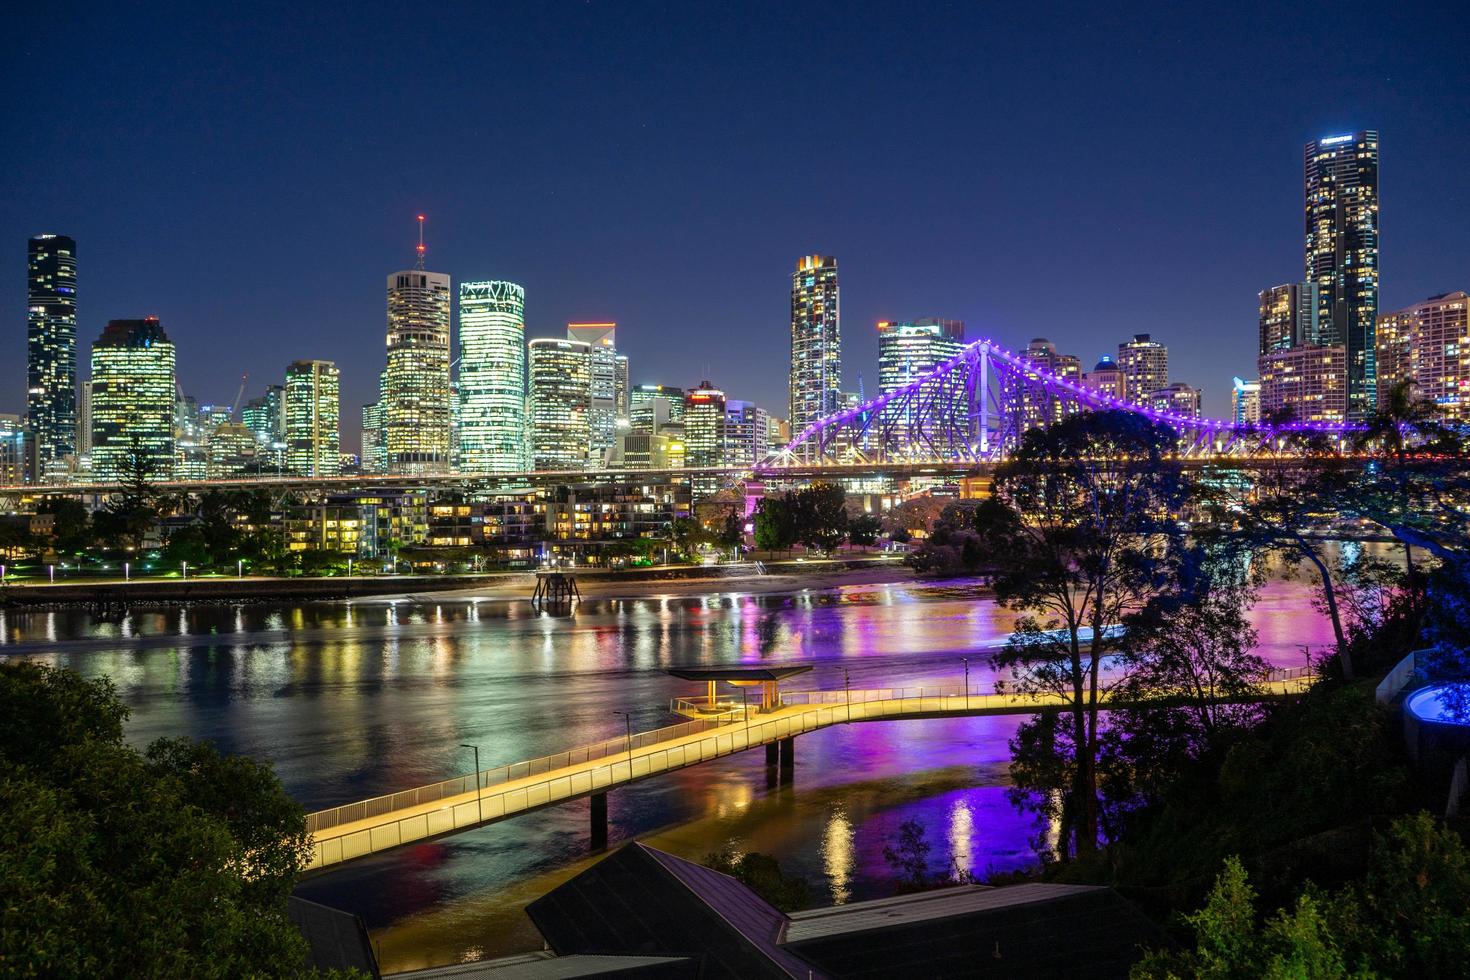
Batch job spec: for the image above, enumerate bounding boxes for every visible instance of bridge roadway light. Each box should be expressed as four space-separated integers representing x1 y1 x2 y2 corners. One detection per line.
459 743 483 824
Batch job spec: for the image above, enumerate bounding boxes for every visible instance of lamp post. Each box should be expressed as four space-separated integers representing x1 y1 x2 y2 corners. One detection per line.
0 565 6 586
963 657 970 710
124 561 130 582
48 564 54 583
459 743 483 824
237 559 243 579
844 666 851 722
181 561 188 581
613 711 634 777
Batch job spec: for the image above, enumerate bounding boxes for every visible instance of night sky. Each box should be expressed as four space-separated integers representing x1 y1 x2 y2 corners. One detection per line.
4 1 1467 443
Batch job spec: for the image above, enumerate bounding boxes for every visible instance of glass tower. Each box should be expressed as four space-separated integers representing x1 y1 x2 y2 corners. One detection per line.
89 318 176 481
529 339 592 471
385 265 452 473
789 256 841 443
458 281 527 473
567 323 619 466
27 234 78 477
1305 131 1379 420
285 359 341 477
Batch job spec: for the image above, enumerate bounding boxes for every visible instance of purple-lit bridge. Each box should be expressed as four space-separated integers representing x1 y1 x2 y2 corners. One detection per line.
772 337 1356 465
302 666 1311 874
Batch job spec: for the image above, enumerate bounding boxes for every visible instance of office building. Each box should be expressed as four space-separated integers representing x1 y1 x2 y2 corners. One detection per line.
26 234 78 476
458 281 528 473
360 400 385 474
1260 345 1348 422
1147 382 1202 418
684 381 726 496
1258 282 1321 354
1305 131 1379 420
385 257 452 473
0 415 26 485
567 323 619 466
285 359 340 477
1232 377 1262 426
1082 355 1128 401
615 355 630 419
529 339 592 471
1376 292 1470 421
790 255 841 442
877 318 966 394
631 384 684 426
1118 334 1168 398
629 396 679 436
724 399 771 466
89 318 176 481
241 385 284 445
207 422 258 477
76 383 92 461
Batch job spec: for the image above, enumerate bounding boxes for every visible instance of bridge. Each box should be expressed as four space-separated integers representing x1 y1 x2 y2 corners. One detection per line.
301 665 1312 875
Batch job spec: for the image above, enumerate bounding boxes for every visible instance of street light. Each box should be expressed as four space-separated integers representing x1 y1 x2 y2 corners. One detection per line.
237 559 243 579
962 657 970 710
124 561 130 582
181 561 188 580
459 743 483 824
613 711 634 777
48 564 54 583
844 666 851 722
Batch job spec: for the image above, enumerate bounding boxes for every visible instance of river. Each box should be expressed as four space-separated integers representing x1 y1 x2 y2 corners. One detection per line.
0 573 1338 972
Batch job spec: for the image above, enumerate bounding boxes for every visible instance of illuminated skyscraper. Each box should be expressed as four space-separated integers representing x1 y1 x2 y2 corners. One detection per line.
877 318 965 393
1260 345 1348 422
1258 282 1321 354
1147 383 1202 418
1305 131 1379 419
385 225 451 473
1232 377 1261 425
724 399 770 466
27 234 78 476
529 339 592 471
1082 355 1127 401
684 381 727 497
1376 292 1470 421
1016 338 1082 431
567 323 619 465
285 359 340 477
1117 334 1168 401
615 355 630 420
459 281 527 473
89 318 176 481
790 255 841 442
360 400 385 474
631 384 685 426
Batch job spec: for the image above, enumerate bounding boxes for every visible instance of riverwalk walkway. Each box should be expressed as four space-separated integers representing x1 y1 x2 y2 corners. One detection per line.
304 668 1311 874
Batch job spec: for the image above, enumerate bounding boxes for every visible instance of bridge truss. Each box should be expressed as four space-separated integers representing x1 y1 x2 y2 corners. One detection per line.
773 338 1357 464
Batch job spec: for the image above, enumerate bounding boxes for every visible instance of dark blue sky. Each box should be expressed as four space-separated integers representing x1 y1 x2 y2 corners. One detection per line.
5 1 1467 439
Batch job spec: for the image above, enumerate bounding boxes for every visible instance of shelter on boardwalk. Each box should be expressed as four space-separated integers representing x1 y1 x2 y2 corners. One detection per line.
665 665 813 715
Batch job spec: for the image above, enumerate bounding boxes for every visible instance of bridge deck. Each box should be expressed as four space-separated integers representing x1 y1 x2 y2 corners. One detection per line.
304 674 1309 873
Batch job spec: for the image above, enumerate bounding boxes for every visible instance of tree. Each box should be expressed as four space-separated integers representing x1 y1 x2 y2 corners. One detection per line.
882 819 933 892
94 438 162 551
667 517 708 561
715 510 745 555
36 497 91 555
978 411 1187 859
847 512 883 547
793 482 849 553
753 493 798 553
703 850 810 912
0 662 342 977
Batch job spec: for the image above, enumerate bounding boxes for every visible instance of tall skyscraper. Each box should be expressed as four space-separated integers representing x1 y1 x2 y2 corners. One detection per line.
459 281 528 473
1260 345 1348 422
26 234 78 476
1305 131 1379 420
724 399 770 466
1376 292 1470 421
877 318 966 393
1017 338 1083 431
631 384 685 425
567 323 619 466
684 381 727 497
614 355 630 420
1117 334 1168 400
360 400 385 474
385 226 452 473
285 359 341 477
89 318 176 481
1258 282 1321 354
529 339 592 471
790 255 841 441
76 383 92 461
1232 377 1262 425
0 415 25 485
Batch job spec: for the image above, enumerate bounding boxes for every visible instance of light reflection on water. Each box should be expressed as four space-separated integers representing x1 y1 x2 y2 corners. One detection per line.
0 572 1344 971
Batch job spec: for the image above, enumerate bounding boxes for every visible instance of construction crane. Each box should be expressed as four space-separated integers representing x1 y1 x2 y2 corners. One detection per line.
231 373 248 417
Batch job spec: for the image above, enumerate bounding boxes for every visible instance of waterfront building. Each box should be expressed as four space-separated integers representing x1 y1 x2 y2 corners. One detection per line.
1118 334 1168 398
1147 382 1202 418
1259 345 1348 422
877 318 966 394
1082 355 1127 401
1376 292 1470 421
535 481 692 564
790 255 841 444
384 254 452 473
26 234 78 477
90 318 176 481
284 502 365 555
1232 377 1262 426
529 339 592 471
724 399 771 466
1258 282 1321 354
567 323 619 466
1305 131 1379 420
285 359 341 477
458 281 527 473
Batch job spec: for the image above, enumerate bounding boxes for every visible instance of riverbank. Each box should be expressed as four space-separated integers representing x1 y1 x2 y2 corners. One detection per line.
0 556 916 608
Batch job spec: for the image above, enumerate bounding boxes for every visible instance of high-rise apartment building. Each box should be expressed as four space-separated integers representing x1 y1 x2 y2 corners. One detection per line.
1305 131 1379 419
1259 345 1348 422
90 318 176 481
285 359 341 477
790 255 841 442
877 318 966 393
567 323 619 466
1015 338 1083 431
1082 355 1127 401
458 281 528 473
1258 282 1321 354
26 234 78 476
1117 334 1168 400
529 339 592 471
1376 292 1470 421
1232 377 1262 426
385 258 452 473
724 400 771 467
1148 383 1202 418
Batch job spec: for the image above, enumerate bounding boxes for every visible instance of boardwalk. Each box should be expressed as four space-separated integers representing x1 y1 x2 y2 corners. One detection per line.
304 671 1310 874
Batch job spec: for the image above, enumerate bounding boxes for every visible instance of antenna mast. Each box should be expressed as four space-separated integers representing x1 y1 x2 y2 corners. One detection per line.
415 214 427 269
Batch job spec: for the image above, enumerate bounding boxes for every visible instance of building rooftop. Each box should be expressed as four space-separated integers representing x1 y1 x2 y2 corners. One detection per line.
664 666 814 682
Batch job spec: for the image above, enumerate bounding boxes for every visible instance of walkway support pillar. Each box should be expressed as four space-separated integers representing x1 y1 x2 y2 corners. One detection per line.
765 742 779 767
779 737 795 783
590 792 608 851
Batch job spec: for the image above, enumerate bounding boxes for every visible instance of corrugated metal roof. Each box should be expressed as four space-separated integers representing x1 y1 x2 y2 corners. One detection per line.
783 883 1104 943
